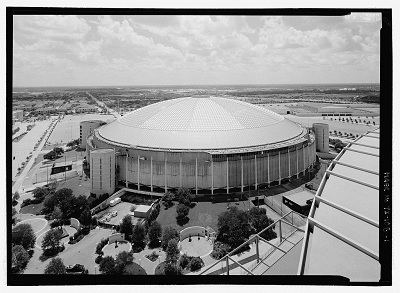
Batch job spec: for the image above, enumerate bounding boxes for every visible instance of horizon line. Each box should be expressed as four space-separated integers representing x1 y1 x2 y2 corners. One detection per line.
12 82 380 89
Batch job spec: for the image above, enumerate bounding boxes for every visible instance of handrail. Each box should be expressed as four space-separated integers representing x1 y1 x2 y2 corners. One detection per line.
200 210 307 275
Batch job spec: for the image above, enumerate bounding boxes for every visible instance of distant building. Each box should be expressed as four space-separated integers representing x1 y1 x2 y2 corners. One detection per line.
301 103 353 115
12 110 24 122
313 123 329 153
75 104 98 113
79 120 106 148
51 160 73 175
90 148 116 197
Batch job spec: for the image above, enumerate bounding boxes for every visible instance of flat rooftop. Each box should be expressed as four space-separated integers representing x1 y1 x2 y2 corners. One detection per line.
283 190 314 207
135 204 152 213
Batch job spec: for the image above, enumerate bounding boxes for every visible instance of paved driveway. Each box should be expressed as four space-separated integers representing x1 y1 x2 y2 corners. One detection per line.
24 227 114 274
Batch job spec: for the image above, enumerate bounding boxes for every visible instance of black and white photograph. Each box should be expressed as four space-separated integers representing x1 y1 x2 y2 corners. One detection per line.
4 1 395 287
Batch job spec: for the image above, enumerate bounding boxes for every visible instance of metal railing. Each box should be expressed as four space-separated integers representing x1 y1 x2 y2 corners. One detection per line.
199 210 306 275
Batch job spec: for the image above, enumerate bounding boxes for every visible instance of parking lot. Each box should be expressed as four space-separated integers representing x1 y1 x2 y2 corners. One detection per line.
47 114 115 145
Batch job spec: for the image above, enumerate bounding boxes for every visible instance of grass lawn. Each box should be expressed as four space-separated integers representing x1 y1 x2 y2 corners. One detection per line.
124 262 147 275
20 202 44 215
154 262 165 275
156 200 251 232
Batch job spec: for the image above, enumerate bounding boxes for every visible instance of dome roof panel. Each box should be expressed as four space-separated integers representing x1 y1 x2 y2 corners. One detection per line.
98 96 305 150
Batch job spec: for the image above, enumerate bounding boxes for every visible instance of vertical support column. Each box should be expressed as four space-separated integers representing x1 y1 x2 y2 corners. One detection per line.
241 156 244 193
226 156 229 194
137 155 140 191
195 157 198 195
226 257 230 275
211 157 214 195
164 154 167 193
180 156 182 188
288 148 291 180
125 152 128 188
256 236 260 263
303 144 306 175
150 156 153 192
254 154 258 190
279 220 282 242
267 152 270 187
296 146 299 178
278 151 281 185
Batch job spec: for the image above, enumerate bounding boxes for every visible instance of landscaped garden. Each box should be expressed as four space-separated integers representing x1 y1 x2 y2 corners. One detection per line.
157 198 251 232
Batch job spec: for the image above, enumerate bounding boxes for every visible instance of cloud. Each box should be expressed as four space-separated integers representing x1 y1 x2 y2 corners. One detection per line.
12 14 381 86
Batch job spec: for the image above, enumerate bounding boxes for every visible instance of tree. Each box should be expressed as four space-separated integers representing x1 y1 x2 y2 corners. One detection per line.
11 245 30 273
164 262 182 275
115 251 134 274
32 186 49 202
131 224 146 250
44 257 66 274
79 207 92 227
44 150 57 161
216 206 252 250
175 187 192 206
189 257 204 271
12 192 20 206
248 207 276 241
51 206 63 220
53 147 64 156
12 207 17 218
41 228 63 255
119 215 133 240
165 238 180 263
99 256 116 275
148 221 162 247
162 191 174 208
161 227 179 250
176 204 189 220
12 223 36 251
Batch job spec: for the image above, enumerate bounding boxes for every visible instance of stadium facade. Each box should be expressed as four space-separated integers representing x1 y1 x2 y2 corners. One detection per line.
86 96 316 196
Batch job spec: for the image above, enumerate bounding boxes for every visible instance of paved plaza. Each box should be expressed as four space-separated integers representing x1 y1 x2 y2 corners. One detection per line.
179 236 213 258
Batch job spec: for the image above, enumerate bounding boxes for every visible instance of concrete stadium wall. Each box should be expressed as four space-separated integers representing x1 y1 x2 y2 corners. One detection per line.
180 226 206 241
70 218 81 231
92 132 316 195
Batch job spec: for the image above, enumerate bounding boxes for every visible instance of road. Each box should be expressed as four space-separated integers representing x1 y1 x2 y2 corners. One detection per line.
12 118 59 194
86 92 121 119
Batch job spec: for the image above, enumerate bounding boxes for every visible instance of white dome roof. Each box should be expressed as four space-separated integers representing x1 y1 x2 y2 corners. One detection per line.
97 96 304 151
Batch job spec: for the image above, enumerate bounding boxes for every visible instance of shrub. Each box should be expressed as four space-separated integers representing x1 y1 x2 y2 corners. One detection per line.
75 234 84 242
73 230 81 240
179 253 190 269
95 255 103 264
50 220 62 229
81 226 90 235
95 238 109 255
211 241 231 260
20 198 32 208
189 257 204 271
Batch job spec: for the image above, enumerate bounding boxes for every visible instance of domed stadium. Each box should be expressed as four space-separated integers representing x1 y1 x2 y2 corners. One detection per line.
86 96 316 196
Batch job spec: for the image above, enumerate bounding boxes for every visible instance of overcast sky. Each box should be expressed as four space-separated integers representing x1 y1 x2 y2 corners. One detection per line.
13 13 381 87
